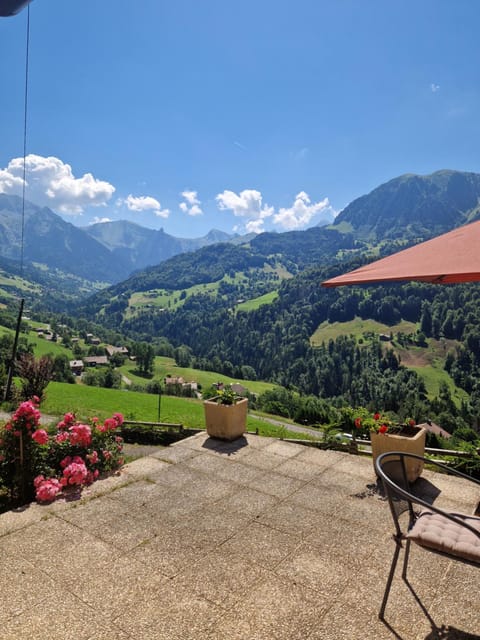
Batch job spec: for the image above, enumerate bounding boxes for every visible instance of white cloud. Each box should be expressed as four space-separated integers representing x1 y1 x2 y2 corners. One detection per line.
119 194 170 218
216 189 274 233
430 83 440 92
0 154 115 214
179 190 203 216
273 191 332 230
216 188 333 232
92 216 112 224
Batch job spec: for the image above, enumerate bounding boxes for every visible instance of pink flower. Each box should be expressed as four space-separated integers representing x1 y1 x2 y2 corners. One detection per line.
86 450 99 465
68 423 92 447
113 412 124 427
62 458 88 486
55 431 69 443
103 418 116 431
60 455 72 469
32 429 49 445
57 412 76 430
12 401 41 427
102 450 112 461
34 477 62 503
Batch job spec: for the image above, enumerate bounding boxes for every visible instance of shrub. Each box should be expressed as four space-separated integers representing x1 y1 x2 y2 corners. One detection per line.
0 398 124 508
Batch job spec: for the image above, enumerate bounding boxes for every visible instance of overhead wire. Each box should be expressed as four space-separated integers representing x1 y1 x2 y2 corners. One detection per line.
3 4 30 401
20 2 30 276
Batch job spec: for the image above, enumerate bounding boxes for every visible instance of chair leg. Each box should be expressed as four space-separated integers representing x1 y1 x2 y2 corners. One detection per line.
401 538 411 581
379 538 402 620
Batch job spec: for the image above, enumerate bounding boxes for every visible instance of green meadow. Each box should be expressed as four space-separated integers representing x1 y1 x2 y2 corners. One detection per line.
39 381 309 440
236 290 279 311
120 356 278 396
311 317 417 345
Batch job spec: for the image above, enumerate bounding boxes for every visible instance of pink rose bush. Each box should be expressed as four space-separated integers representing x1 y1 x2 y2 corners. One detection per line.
0 398 124 507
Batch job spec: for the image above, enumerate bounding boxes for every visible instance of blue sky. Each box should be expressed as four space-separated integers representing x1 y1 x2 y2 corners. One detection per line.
1 0 480 237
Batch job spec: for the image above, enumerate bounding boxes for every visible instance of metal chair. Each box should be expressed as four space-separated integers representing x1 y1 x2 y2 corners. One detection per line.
375 451 480 620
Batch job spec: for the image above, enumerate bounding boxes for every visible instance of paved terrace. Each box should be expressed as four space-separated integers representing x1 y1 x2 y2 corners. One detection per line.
0 433 479 640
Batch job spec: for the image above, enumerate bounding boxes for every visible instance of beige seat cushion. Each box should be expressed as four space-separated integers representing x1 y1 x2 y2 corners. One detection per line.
407 509 480 564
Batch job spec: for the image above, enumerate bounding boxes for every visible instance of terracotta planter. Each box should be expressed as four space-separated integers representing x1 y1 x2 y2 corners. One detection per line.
203 397 248 441
371 426 426 483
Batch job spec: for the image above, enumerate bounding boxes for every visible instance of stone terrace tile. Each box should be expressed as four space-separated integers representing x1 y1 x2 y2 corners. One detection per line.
213 485 279 518
274 542 356 601
112 581 224 640
0 552 56 625
173 546 269 608
294 446 349 468
337 552 451 636
235 447 287 470
206 573 330 640
121 456 171 479
0 591 128 640
1 515 122 578
183 451 264 485
287 480 347 516
256 498 325 538
303 513 381 568
221 521 301 570
171 502 252 550
428 562 480 636
0 502 46 536
274 457 325 482
59 553 169 623
244 469 305 498
142 460 207 488
262 439 306 458
149 444 202 464
129 528 206 578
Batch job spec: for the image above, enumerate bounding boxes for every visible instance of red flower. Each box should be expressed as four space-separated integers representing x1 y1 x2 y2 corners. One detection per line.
379 424 388 434
408 419 415 426
354 417 362 428
373 412 381 421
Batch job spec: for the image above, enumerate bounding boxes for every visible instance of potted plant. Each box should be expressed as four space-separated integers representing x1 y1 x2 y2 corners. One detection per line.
354 411 426 482
203 385 248 441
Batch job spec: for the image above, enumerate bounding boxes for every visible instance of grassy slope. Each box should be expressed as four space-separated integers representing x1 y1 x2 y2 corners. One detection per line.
236 291 279 311
40 382 309 439
312 316 467 406
121 356 278 395
311 318 417 345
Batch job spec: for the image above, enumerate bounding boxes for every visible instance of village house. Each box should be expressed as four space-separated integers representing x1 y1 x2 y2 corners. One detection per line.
83 355 109 367
69 360 84 376
105 345 129 358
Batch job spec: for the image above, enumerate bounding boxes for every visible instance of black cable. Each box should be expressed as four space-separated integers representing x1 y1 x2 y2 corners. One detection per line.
20 3 30 276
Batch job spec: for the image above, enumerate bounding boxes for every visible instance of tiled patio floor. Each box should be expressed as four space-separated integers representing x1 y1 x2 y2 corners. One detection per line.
0 433 479 639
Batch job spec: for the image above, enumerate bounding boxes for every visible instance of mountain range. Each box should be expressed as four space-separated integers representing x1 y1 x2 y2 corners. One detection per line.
0 193 250 284
1 169 480 309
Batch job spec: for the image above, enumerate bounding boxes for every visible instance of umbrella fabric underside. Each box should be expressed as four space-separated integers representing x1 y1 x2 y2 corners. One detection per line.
322 220 480 287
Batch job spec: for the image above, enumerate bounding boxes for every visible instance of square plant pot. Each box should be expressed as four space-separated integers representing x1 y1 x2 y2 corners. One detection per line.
203 397 248 441
371 427 426 483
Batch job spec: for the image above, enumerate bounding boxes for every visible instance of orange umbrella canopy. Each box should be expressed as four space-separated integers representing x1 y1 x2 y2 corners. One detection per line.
322 220 480 287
